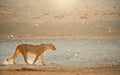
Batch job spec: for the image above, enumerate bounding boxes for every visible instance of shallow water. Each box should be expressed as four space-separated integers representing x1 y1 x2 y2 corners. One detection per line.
0 39 120 67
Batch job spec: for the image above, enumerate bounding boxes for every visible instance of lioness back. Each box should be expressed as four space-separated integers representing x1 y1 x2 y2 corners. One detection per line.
17 44 56 55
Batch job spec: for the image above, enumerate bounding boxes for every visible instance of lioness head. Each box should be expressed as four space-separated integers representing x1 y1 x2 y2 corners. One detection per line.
48 43 56 51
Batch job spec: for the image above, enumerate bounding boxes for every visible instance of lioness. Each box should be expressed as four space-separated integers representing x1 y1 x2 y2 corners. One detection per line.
6 43 56 65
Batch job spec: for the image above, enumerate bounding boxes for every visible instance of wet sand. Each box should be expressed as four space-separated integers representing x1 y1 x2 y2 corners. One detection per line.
0 39 120 67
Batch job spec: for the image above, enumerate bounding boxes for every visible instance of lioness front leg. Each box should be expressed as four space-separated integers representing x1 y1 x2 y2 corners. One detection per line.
33 55 39 64
40 54 46 65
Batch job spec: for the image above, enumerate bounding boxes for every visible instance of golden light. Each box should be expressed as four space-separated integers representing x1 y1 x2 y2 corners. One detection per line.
55 0 73 6
49 0 75 11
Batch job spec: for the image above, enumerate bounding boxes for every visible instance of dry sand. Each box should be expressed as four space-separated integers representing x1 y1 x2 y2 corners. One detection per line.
0 65 120 75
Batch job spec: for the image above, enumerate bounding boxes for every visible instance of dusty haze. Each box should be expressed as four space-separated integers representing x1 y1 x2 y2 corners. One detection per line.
0 0 120 39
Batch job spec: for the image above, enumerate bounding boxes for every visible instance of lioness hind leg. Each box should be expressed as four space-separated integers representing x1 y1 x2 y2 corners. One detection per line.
21 53 29 64
11 49 21 64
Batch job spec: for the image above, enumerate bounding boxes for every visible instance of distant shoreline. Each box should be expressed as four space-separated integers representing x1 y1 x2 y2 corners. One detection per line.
0 35 120 40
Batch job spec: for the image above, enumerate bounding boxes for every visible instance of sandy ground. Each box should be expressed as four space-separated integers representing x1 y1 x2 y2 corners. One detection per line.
0 65 120 75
